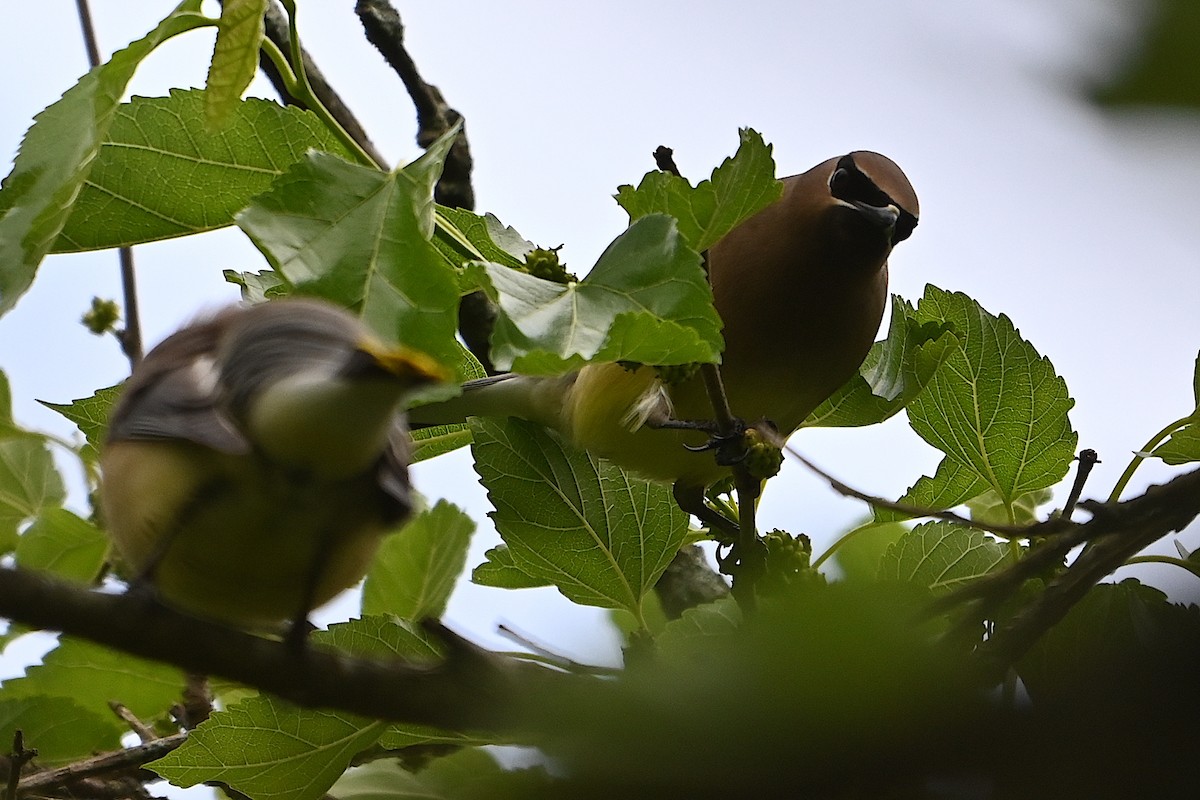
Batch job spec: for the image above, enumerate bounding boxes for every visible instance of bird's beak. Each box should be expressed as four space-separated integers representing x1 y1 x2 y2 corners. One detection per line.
346 340 448 387
851 201 901 231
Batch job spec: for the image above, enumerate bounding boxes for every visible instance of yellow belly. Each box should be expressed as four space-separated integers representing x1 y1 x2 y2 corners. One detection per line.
564 363 725 487
100 441 387 627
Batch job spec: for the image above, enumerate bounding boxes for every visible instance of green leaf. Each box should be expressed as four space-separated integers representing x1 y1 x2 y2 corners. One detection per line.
803 296 958 428
0 696 122 765
152 617 443 799
411 423 475 464
333 748 551 800
0 431 66 549
471 544 551 589
878 521 1012 593
316 615 443 661
15 508 107 583
361 500 475 620
875 458 990 524
205 0 267 128
615 128 783 252
39 385 121 461
0 0 210 316
655 596 742 655
468 215 719 374
1192 349 1200 409
831 520 909 582
470 417 689 620
432 206 531 270
0 638 184 723
237 129 462 369
904 286 1077 519
1152 421 1200 465
1018 579 1200 704
150 694 387 800
965 487 1053 527
408 343 487 463
0 371 15 435
224 268 288 301
54 90 355 252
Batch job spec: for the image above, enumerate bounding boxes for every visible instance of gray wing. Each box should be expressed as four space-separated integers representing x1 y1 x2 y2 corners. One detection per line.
105 316 251 455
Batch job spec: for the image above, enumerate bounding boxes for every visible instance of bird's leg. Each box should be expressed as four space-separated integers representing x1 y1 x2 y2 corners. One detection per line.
672 481 738 539
286 525 342 653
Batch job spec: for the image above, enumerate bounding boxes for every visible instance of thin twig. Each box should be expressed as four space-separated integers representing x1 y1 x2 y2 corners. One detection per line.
977 467 1200 677
75 0 143 367
1059 448 1099 519
651 145 765 605
5 730 36 800
108 702 157 744
786 445 1061 539
14 733 186 792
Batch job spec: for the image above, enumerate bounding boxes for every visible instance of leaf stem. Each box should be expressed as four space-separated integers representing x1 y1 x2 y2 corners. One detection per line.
274 1 380 169
1107 416 1192 503
1124 554 1200 579
812 523 871 571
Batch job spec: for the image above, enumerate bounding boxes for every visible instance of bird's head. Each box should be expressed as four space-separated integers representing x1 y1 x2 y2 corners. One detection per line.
826 151 919 252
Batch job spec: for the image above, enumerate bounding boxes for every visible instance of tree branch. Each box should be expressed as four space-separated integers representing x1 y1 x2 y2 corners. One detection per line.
15 733 186 793
354 0 474 210
978 466 1200 676
0 568 550 732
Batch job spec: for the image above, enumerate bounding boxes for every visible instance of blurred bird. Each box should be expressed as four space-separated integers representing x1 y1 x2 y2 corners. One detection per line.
100 298 444 633
410 152 918 521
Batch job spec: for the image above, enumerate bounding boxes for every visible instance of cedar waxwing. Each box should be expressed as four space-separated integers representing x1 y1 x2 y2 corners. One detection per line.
410 152 918 518
100 298 444 630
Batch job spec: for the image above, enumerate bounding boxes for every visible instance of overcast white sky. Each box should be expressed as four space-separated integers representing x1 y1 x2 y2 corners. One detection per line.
2 0 1199 672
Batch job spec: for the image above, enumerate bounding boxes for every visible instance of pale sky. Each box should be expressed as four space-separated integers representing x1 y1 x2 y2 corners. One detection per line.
2 0 1198 675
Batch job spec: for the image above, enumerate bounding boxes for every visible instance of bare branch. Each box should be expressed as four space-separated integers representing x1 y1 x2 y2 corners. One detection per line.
16 733 185 793
75 0 143 367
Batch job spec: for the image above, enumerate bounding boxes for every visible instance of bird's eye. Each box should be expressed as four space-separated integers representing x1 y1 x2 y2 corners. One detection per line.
829 155 891 210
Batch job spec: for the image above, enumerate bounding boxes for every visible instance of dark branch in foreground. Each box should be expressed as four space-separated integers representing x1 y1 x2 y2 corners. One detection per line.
979 466 1200 675
0 569 549 733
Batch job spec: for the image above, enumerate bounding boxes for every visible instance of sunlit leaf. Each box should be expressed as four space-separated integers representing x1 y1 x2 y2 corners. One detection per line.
878 521 1012 592
362 501 475 620
468 215 719 374
237 128 462 369
0 1 209 315
204 0 267 127
470 417 688 620
54 90 353 252
903 286 1076 520
804 296 958 428
615 128 782 252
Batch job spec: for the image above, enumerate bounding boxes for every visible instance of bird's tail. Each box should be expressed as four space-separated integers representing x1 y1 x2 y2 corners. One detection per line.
406 372 575 433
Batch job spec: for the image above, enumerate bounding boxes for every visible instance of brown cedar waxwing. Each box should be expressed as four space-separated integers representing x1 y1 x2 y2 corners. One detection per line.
100 298 444 631
409 152 918 518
